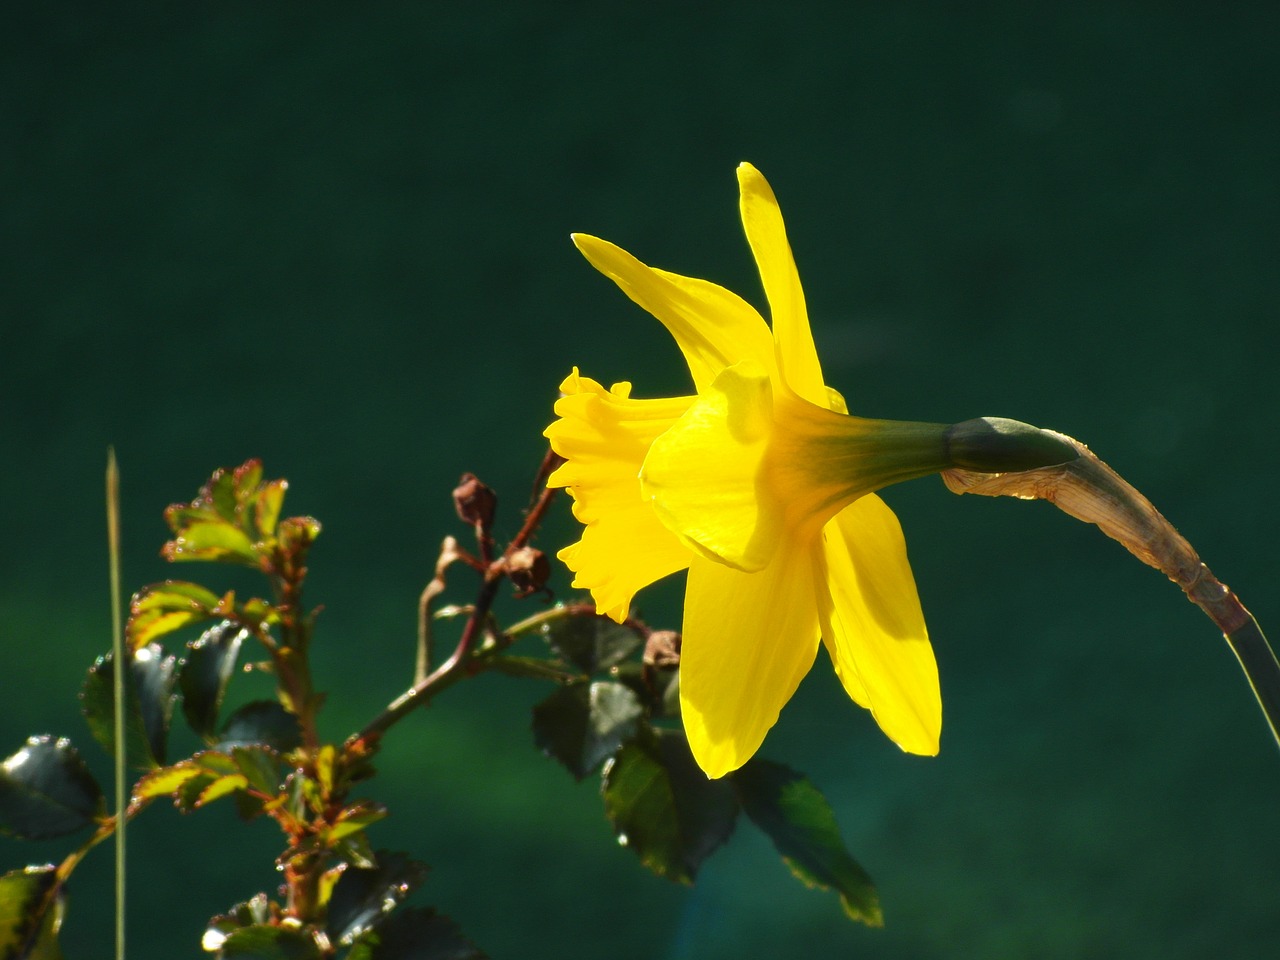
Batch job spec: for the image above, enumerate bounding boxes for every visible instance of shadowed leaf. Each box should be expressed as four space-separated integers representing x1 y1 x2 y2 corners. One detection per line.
216 924 321 959
731 759 882 926
532 681 643 780
326 851 428 947
0 866 64 960
540 613 642 674
218 702 302 753
80 645 177 769
180 622 250 740
203 893 271 953
601 727 738 883
230 746 282 796
343 907 486 960
0 737 103 840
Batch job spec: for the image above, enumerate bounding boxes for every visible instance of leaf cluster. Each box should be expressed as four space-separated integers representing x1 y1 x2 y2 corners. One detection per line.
529 614 881 923
1 458 882 959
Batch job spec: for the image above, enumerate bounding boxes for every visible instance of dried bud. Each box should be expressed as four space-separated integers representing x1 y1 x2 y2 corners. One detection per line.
506 545 550 596
643 630 681 668
453 473 496 529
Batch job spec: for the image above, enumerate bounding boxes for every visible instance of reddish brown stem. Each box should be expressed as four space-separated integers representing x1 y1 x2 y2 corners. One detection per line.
348 453 564 750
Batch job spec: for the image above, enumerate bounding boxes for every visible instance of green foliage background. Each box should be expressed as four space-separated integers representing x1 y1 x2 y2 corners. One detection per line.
3 4 1278 957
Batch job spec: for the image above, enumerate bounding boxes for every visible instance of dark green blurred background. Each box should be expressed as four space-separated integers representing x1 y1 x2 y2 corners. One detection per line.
4 4 1278 958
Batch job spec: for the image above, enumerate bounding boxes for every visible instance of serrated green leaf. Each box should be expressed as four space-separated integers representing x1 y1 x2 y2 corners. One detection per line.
231 746 282 796
181 621 250 740
133 750 243 811
540 614 642 674
133 763 204 803
325 852 427 947
0 866 64 960
163 519 258 565
324 801 387 844
209 465 246 523
601 727 738 883
176 772 219 810
731 759 882 926
127 580 223 650
0 737 104 840
344 907 486 960
132 580 223 610
198 774 250 806
532 681 642 780
219 702 302 753
217 923 321 959
253 480 288 538
79 645 176 769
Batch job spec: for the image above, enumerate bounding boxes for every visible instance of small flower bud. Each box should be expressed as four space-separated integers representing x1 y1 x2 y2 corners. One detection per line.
453 473 496 529
506 545 550 596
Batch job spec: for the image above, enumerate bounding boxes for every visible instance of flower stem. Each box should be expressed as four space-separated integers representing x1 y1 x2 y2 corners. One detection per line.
943 427 1280 751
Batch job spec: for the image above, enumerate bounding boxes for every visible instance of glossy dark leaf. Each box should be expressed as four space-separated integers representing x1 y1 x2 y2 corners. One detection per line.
0 865 64 960
325 851 428 947
0 737 104 840
532 681 642 780
601 728 738 884
80 645 177 769
731 759 882 926
218 701 302 753
216 924 321 959
540 613 642 674
343 907 486 960
180 621 250 740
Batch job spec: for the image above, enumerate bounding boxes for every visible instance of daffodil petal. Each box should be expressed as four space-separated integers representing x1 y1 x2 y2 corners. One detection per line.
544 369 693 621
817 494 940 755
640 360 781 573
737 163 827 406
680 548 821 778
572 233 775 391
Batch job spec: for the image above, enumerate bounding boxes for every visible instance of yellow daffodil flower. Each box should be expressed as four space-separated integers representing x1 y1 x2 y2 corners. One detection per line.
545 164 949 778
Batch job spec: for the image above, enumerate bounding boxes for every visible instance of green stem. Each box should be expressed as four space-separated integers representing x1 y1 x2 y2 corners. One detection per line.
106 448 126 960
